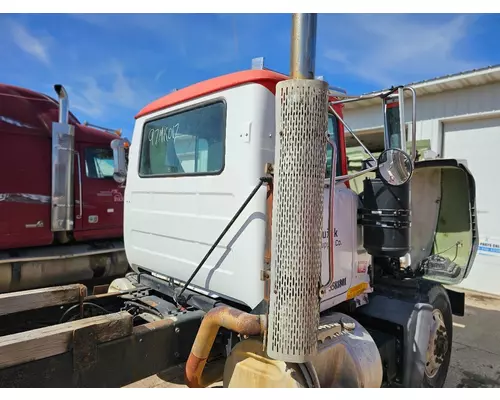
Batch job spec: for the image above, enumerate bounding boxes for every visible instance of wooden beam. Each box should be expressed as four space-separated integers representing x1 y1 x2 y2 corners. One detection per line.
0 311 132 369
0 284 87 317
0 310 206 388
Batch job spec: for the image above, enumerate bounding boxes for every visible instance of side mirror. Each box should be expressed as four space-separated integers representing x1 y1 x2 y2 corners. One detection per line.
111 138 129 184
378 148 413 186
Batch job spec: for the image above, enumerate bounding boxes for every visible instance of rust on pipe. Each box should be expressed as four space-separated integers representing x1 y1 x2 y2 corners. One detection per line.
185 306 266 388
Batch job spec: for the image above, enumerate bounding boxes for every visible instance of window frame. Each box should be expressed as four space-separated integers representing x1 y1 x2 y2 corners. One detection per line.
325 112 343 179
84 147 115 180
138 98 227 179
384 102 404 149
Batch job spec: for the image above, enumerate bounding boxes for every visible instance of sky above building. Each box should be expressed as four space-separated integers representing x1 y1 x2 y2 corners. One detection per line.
0 13 498 138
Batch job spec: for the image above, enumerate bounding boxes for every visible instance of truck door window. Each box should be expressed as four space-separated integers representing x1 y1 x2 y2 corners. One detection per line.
139 100 226 177
326 113 342 178
85 148 115 179
385 101 403 149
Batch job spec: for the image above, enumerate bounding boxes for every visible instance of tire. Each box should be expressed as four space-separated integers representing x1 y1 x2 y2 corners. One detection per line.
420 283 453 388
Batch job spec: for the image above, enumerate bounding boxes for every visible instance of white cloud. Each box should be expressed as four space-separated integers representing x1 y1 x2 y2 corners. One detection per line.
319 14 485 88
154 70 165 82
7 19 51 65
68 61 160 122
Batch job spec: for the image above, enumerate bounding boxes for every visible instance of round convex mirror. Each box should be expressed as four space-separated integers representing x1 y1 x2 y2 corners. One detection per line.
113 172 126 184
377 148 413 186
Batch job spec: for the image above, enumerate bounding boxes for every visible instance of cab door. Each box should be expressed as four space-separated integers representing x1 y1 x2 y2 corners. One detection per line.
78 144 124 237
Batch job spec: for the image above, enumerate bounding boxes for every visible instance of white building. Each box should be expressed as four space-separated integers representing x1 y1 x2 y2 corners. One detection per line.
343 65 500 296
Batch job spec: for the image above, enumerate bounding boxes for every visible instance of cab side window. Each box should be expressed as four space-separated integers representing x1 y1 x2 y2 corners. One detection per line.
139 101 226 177
325 113 342 179
85 147 115 179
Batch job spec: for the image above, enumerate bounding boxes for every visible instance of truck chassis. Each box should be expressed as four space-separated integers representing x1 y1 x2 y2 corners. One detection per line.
0 271 465 388
0 277 208 387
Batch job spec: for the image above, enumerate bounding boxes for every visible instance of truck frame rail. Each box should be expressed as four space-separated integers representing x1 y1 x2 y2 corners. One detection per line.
0 283 210 388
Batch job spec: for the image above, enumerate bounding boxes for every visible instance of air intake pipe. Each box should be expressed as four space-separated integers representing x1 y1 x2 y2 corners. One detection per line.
51 84 75 234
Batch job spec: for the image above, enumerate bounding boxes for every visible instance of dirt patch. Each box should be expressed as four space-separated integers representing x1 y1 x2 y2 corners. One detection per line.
465 293 500 312
124 364 223 388
445 286 500 311
124 365 187 388
456 371 500 388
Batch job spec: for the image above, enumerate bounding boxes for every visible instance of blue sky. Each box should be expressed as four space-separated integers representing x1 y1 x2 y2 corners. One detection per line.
1 13 498 138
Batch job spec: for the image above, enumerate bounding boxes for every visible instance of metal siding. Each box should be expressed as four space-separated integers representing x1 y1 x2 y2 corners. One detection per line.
443 117 500 296
344 82 500 155
342 107 382 132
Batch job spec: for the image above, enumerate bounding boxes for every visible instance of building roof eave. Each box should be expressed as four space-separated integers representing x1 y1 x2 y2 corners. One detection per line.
343 64 500 110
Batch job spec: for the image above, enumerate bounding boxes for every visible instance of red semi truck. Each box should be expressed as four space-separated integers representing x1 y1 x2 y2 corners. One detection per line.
0 83 129 293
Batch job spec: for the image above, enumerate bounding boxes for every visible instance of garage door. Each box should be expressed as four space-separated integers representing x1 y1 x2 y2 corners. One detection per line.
443 116 500 295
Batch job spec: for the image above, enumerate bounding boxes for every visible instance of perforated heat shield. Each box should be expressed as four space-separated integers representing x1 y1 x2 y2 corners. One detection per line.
266 78 329 363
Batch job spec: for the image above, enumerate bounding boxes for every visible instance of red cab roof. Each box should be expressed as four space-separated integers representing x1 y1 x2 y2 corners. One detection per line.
0 83 120 144
135 69 289 119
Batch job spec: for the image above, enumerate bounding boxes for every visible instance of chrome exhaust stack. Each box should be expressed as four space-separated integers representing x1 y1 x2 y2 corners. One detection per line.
51 84 75 233
55 84 69 124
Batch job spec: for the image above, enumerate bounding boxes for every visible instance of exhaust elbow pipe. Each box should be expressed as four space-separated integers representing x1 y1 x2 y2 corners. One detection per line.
54 84 69 124
185 306 266 388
